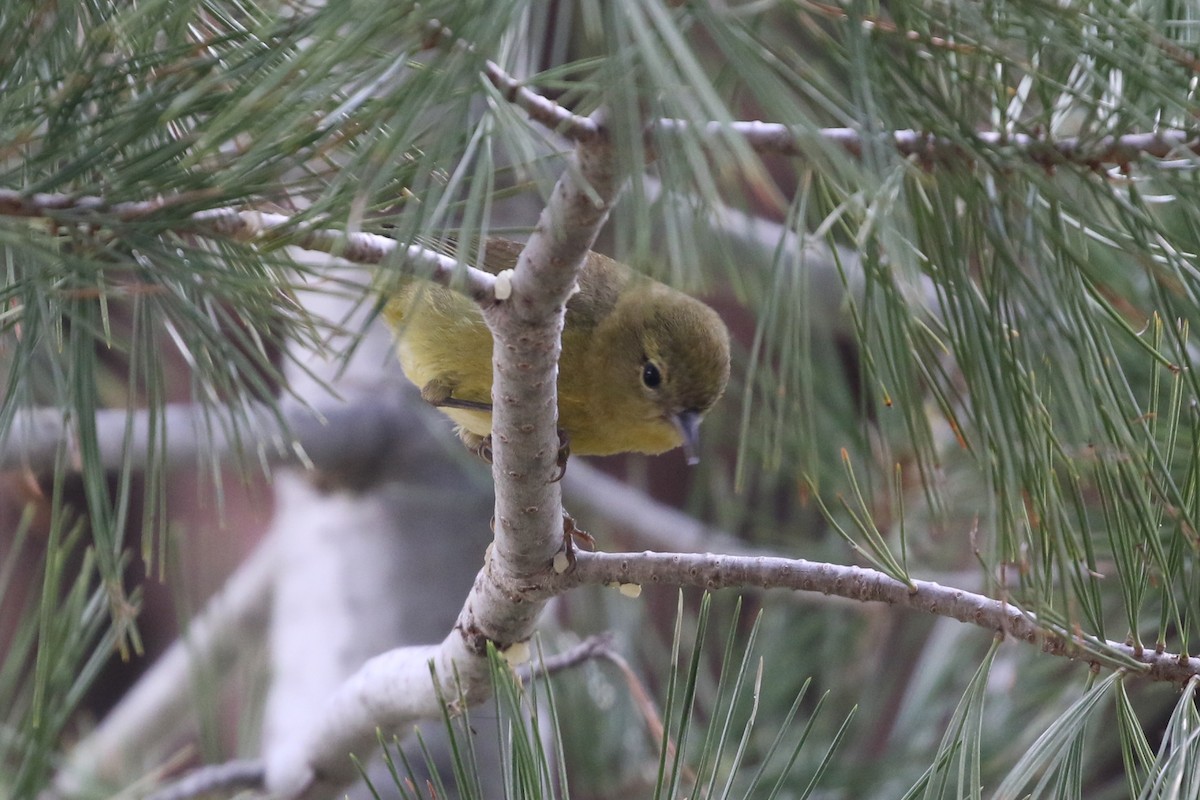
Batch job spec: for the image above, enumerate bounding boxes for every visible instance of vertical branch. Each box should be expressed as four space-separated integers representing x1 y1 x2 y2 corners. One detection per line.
456 122 621 649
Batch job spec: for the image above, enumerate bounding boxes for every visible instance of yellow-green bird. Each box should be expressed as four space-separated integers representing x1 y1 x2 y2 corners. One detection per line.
383 238 731 464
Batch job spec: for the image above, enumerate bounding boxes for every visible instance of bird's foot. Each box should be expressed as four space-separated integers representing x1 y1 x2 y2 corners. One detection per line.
563 510 595 551
476 435 493 464
458 432 493 464
466 430 567 478
553 511 595 573
550 429 571 483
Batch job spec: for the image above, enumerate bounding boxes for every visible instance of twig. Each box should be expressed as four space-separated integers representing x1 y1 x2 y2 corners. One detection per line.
0 188 224 219
416 19 598 142
195 209 498 302
16 398 1186 678
479 55 1199 170
476 61 1198 169
552 551 1200 684
653 121 1200 169
483 60 600 141
143 759 265 800
481 55 1200 168
0 191 497 302
518 633 615 683
17 398 1188 686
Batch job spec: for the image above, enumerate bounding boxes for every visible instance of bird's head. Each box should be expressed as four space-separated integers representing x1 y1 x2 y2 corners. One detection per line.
595 283 731 462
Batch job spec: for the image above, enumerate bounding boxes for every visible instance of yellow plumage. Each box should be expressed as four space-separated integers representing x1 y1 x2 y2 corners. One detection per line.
383 238 730 461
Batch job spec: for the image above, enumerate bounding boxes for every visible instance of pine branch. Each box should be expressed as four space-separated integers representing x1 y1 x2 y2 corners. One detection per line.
516 633 616 682
651 122 1200 169
552 552 1200 684
142 760 264 800
129 634 618 800
0 191 498 302
468 62 1200 169
196 209 498 302
483 60 600 141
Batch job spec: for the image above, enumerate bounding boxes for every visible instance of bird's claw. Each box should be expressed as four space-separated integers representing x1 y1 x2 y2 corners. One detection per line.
550 429 571 483
469 430 566 482
562 511 595 556
472 432 564 479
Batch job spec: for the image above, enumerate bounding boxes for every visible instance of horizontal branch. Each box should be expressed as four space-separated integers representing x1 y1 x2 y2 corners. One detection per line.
552 551 1200 685
653 120 1200 169
462 59 1194 172
0 191 497 302
471 60 1198 169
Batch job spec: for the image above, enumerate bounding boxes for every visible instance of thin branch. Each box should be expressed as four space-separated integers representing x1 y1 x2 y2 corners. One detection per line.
483 60 600 141
551 551 1200 685
653 121 1200 169
0 191 497 302
420 21 597 140
16 398 1176 683
798 0 979 55
9 398 1170 679
472 60 1200 168
595 646 672 765
194 209 497 303
518 633 616 683
0 188 225 219
143 760 265 800
406 15 597 142
480 56 1199 170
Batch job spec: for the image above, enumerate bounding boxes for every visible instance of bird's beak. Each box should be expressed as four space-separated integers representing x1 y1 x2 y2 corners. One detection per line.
672 409 703 466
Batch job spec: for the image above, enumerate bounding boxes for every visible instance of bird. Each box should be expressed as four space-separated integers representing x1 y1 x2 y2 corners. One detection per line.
383 237 731 467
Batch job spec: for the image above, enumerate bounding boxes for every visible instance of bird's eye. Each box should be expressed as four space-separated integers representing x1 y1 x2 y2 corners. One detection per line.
642 361 662 389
